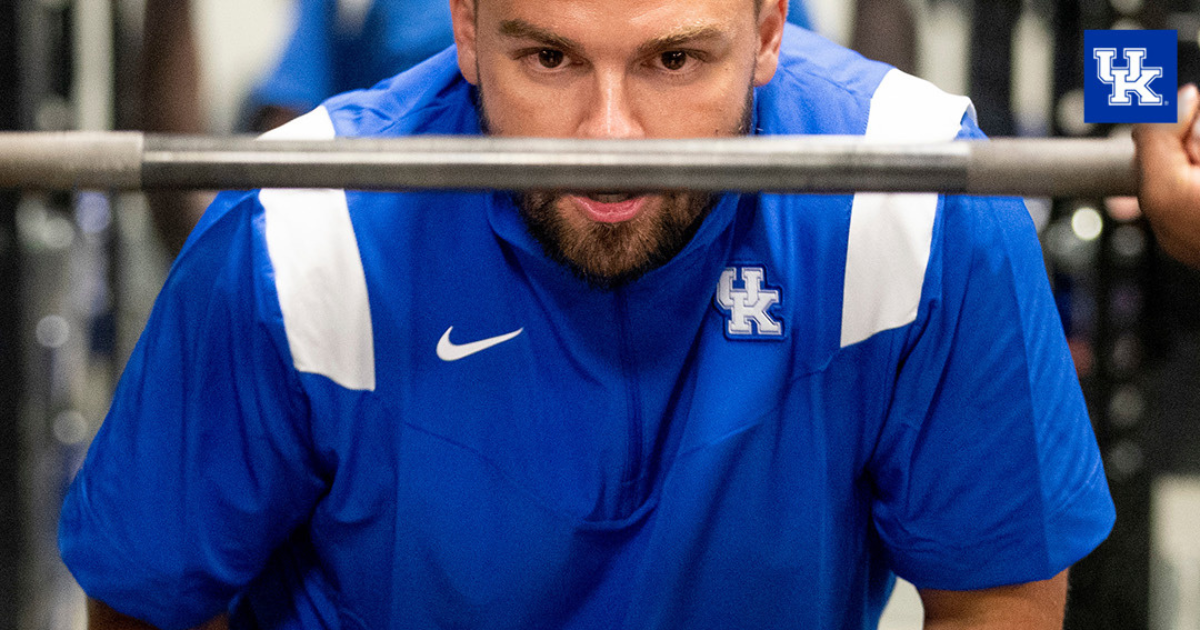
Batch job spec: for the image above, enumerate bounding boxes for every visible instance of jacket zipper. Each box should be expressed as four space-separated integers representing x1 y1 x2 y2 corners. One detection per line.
614 290 644 516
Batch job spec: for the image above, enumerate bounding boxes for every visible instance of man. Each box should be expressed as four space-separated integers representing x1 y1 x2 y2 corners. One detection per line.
61 0 1115 628
1135 84 1200 269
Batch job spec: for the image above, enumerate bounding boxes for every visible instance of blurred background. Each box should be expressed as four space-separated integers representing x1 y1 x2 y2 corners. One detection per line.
2 0 1200 628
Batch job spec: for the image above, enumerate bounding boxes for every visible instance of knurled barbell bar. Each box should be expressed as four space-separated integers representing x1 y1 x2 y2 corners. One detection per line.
0 132 1137 198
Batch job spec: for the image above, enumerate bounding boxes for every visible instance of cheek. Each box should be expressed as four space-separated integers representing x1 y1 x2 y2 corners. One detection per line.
636 68 754 138
480 63 583 137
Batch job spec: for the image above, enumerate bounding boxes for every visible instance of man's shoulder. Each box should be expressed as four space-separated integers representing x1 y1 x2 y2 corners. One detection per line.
756 26 888 135
318 46 479 138
763 26 972 138
775 26 893 103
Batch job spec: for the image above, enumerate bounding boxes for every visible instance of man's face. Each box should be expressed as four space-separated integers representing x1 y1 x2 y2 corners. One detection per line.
451 0 786 287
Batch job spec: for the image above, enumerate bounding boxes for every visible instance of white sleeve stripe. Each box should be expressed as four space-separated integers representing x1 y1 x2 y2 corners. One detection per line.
260 107 376 391
840 70 973 348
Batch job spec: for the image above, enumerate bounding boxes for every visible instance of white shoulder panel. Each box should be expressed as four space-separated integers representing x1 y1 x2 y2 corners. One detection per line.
259 107 376 391
840 70 974 348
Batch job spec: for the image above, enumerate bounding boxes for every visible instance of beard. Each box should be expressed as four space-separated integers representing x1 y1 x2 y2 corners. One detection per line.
476 82 755 290
516 189 715 289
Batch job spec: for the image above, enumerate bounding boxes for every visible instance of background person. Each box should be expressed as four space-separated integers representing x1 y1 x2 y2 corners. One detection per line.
1134 83 1200 269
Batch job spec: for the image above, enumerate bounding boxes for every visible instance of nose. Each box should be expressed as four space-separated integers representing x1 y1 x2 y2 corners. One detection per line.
577 70 644 139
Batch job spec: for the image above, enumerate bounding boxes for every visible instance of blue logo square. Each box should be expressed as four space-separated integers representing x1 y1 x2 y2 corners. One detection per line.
1084 29 1177 123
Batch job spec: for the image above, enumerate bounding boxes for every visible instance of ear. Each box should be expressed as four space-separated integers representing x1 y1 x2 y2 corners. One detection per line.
451 0 480 84
753 0 787 87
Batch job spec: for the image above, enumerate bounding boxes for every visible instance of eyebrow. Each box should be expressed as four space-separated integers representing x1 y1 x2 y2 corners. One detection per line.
499 20 584 53
498 19 728 56
635 24 727 56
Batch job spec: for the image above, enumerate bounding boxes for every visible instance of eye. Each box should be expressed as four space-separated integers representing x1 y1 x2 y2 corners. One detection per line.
538 49 565 69
660 51 689 71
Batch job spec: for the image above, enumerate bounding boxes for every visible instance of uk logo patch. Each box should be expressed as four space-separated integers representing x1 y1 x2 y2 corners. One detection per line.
713 266 784 340
1084 29 1177 123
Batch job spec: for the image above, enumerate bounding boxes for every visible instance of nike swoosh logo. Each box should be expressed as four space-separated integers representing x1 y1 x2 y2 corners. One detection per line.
436 326 524 362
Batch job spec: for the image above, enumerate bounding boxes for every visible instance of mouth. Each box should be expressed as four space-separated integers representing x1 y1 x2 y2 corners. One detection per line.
585 192 636 203
568 192 649 224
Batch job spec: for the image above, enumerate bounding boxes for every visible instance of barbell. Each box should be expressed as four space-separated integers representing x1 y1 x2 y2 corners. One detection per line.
0 131 1137 197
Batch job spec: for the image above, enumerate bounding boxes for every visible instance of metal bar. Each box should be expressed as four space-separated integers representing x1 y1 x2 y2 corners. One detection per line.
967 138 1137 197
0 132 143 189
142 135 975 193
0 131 1137 197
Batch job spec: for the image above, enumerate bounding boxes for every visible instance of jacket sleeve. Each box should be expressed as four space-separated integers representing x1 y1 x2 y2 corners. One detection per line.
58 191 328 630
867 184 1115 590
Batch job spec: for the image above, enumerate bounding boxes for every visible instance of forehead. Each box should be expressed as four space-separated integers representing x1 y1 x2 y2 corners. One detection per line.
478 0 758 43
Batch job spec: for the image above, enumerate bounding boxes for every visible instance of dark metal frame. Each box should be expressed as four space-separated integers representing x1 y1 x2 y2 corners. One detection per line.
0 0 25 622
